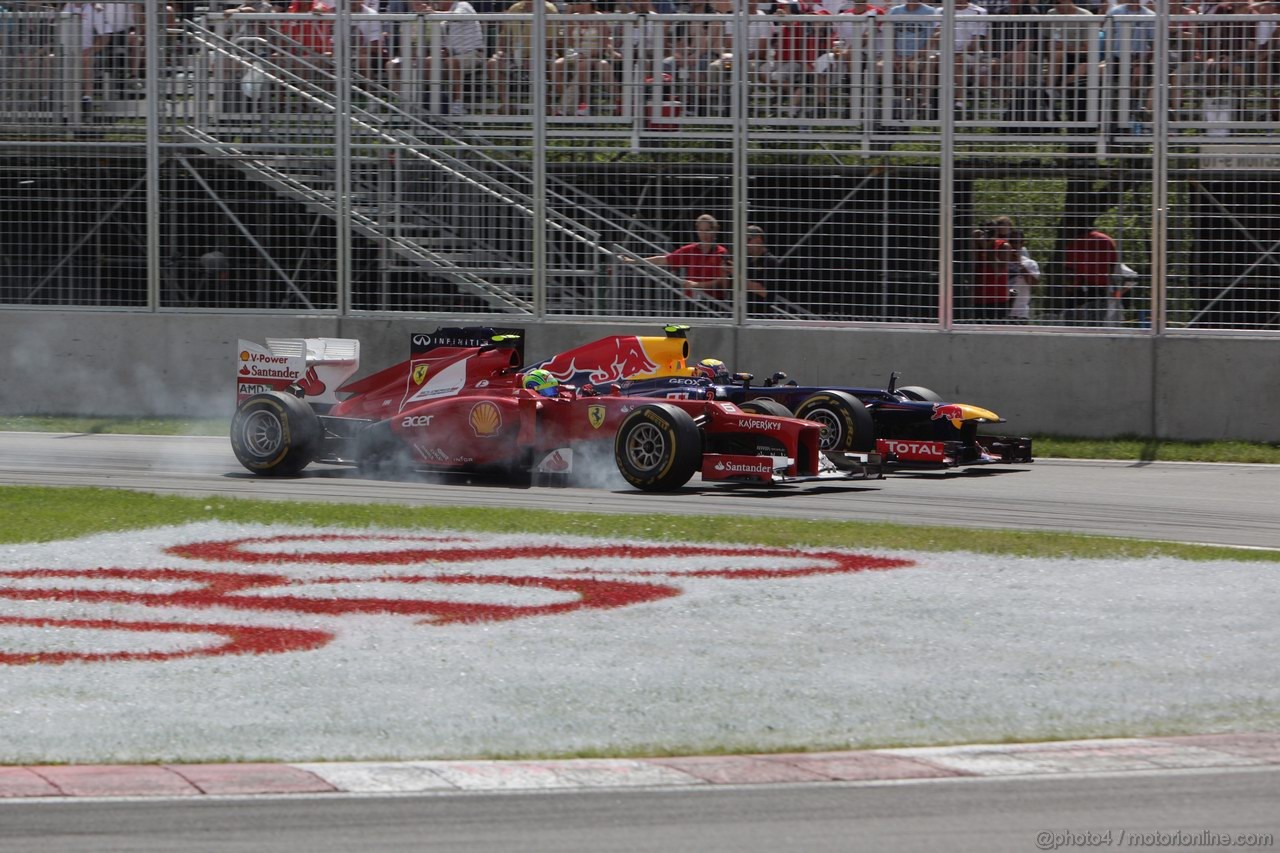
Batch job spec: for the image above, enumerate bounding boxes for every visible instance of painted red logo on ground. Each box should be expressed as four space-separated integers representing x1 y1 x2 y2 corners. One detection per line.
0 533 913 665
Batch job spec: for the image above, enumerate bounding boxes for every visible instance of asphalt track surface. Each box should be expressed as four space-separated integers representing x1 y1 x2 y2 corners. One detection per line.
3 431 1279 851
0 432 1277 549
4 767 1278 853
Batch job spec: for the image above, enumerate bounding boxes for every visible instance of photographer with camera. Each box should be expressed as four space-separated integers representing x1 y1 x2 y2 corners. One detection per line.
968 216 1018 322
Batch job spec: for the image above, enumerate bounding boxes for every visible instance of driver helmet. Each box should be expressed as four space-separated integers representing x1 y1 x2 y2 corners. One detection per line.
522 368 560 397
692 358 728 382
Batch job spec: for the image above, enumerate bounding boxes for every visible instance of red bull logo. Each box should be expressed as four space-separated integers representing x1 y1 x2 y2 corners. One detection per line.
537 336 660 385
930 404 966 425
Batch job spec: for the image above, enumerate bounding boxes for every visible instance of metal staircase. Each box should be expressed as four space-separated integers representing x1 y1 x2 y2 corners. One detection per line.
181 20 694 314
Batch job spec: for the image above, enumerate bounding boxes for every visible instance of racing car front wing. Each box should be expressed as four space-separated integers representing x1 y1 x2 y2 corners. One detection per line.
877 436 1034 469
701 452 884 484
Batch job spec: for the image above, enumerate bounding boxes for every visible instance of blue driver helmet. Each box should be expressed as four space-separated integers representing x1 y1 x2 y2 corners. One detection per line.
692 358 727 382
522 368 560 397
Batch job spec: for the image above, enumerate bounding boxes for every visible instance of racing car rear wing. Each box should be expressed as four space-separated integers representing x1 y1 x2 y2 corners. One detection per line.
236 337 360 406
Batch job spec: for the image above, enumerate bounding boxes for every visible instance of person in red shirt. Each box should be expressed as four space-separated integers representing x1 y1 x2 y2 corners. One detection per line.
771 0 821 117
628 213 731 302
970 221 1018 321
1062 225 1119 324
283 0 334 56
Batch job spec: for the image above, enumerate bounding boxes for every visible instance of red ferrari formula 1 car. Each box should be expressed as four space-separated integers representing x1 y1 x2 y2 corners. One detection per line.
230 330 882 491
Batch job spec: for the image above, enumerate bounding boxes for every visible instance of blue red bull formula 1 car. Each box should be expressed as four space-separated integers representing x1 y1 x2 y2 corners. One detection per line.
526 326 1033 471
230 328 882 491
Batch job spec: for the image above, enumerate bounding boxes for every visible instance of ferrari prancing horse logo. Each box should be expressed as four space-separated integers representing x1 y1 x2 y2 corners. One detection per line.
588 405 606 430
411 364 429 386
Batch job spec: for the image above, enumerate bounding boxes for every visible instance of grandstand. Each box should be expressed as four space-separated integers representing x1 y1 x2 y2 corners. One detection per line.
2 1 1279 330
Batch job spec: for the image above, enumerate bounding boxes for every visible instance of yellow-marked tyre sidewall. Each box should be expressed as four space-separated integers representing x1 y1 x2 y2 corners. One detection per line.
739 398 793 417
794 390 876 453
230 393 319 476
613 404 701 491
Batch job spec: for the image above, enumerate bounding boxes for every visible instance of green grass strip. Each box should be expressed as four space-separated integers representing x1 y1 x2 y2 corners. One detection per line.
4 486 1276 563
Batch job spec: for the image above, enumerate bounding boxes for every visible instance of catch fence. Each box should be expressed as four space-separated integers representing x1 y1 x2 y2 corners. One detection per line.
1 1 1278 332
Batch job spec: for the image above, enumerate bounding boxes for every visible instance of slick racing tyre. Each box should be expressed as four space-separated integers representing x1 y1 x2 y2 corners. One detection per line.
898 385 943 403
230 392 320 476
738 398 792 417
793 390 875 453
614 403 702 492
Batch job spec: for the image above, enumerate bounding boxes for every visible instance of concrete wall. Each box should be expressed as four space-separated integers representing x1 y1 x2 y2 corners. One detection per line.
3 311 1277 441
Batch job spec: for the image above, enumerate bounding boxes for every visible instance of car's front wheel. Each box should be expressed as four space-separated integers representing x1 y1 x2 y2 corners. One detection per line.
613 404 702 491
898 385 943 403
739 398 792 417
794 390 876 453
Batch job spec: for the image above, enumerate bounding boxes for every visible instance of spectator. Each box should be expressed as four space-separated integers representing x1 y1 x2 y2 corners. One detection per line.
552 0 618 116
926 0 989 115
987 0 1045 124
885 0 939 117
707 0 773 116
223 2 286 106
1044 0 1095 123
383 0 414 39
64 1 139 103
417 0 488 116
1061 223 1118 324
352 0 387 80
1168 0 1202 117
685 0 730 115
969 217 1018 321
1105 0 1155 128
102 2 141 88
662 23 709 114
769 0 820 118
1257 0 1280 122
1006 229 1040 321
625 213 731 302
616 0 670 118
488 0 558 114
620 0 664 54
745 224 780 314
814 0 883 120
283 0 335 58
1201 0 1255 131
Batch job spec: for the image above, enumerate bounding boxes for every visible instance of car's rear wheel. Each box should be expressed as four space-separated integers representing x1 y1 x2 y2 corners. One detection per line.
794 390 875 453
230 392 319 476
614 404 701 491
739 398 792 417
898 385 943 403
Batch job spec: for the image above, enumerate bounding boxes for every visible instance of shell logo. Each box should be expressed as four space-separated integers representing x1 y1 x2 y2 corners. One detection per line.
239 350 250 362
468 401 502 438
